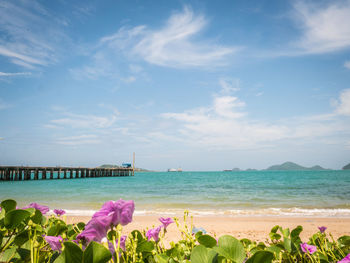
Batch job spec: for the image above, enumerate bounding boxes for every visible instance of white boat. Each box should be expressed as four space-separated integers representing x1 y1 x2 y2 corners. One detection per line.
168 168 182 172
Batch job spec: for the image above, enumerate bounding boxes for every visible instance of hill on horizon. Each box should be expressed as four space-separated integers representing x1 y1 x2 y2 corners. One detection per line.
343 163 350 170
265 162 329 171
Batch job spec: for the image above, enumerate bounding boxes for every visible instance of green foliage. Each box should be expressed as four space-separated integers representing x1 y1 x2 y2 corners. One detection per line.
83 241 112 263
213 235 246 263
1 198 350 263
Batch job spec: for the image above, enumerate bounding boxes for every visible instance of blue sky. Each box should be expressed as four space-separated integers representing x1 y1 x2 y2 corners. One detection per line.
1 0 350 170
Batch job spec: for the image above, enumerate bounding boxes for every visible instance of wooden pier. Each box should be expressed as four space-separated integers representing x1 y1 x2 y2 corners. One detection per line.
0 166 134 181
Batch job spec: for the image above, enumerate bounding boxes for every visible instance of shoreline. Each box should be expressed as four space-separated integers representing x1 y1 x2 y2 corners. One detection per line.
66 215 350 243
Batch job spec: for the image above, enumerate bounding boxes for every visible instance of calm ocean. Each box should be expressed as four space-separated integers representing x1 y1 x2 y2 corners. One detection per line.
1 170 350 217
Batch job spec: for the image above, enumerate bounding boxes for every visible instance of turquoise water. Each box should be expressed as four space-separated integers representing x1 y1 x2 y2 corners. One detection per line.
1 170 350 216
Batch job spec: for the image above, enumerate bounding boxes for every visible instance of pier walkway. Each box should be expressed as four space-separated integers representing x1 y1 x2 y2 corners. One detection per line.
0 166 133 181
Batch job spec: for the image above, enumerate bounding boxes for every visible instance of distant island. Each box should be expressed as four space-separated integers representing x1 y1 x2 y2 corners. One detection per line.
343 163 350 170
99 164 151 172
265 162 329 171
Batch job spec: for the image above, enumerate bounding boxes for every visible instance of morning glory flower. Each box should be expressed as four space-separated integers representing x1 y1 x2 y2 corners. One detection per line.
77 217 110 244
23 202 49 215
338 253 350 263
53 209 66 217
318 226 327 233
92 199 135 226
45 236 63 251
159 217 174 229
300 243 317 254
146 226 162 242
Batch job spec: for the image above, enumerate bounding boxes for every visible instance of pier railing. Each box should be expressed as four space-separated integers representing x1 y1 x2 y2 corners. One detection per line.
0 166 133 181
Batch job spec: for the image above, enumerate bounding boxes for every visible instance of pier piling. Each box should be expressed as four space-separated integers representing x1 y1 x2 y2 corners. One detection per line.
0 166 133 181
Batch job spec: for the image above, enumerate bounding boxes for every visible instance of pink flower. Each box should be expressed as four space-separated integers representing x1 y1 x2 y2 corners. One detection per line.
54 209 66 217
23 203 49 215
338 253 350 263
159 217 174 229
318 226 327 233
45 236 63 251
92 199 135 226
146 226 162 242
300 243 317 254
77 217 110 244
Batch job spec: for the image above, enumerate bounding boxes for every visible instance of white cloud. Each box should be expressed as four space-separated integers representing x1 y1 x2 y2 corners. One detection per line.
219 78 240 94
0 0 68 68
334 89 350 116
132 6 237 68
96 6 239 69
160 87 350 150
0 71 31 77
55 134 101 145
162 95 288 149
293 1 350 54
345 61 350 69
49 111 118 129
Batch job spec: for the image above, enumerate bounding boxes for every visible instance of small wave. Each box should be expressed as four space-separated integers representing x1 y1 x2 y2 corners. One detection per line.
56 208 350 217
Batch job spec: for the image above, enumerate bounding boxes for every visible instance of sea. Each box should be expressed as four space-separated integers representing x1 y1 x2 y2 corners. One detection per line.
1 170 350 217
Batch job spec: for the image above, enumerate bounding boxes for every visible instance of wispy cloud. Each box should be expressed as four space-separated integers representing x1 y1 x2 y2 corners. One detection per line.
50 111 118 129
55 134 101 145
72 6 239 79
161 84 350 150
292 1 350 54
0 71 31 77
344 61 350 69
219 78 241 94
0 0 68 68
131 6 238 68
334 89 350 116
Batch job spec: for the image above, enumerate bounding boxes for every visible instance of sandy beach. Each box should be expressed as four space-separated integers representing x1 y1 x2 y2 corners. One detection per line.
66 215 350 243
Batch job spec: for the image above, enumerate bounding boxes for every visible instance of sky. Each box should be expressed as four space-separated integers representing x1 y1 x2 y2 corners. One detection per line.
0 0 350 171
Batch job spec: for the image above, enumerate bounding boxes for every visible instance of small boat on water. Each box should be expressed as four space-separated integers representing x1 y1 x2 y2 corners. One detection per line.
168 168 182 172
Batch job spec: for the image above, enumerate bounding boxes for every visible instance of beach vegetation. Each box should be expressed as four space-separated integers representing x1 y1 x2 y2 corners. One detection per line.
1 199 350 262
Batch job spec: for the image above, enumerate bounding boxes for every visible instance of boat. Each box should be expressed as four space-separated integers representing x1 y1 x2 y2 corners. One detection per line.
168 168 182 172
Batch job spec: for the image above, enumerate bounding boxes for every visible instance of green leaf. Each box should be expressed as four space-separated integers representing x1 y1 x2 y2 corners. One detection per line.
1 199 17 213
31 209 43 224
291 226 303 241
246 251 274 263
4 209 31 229
136 240 154 253
195 231 204 240
266 245 282 259
191 245 217 263
315 252 328 262
283 237 292 253
338 236 350 246
14 230 29 247
77 222 86 230
83 241 112 263
279 227 290 238
131 230 144 243
155 254 170 263
198 235 217 248
269 233 281 241
270 225 279 233
55 241 83 263
213 235 246 263
0 246 17 262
